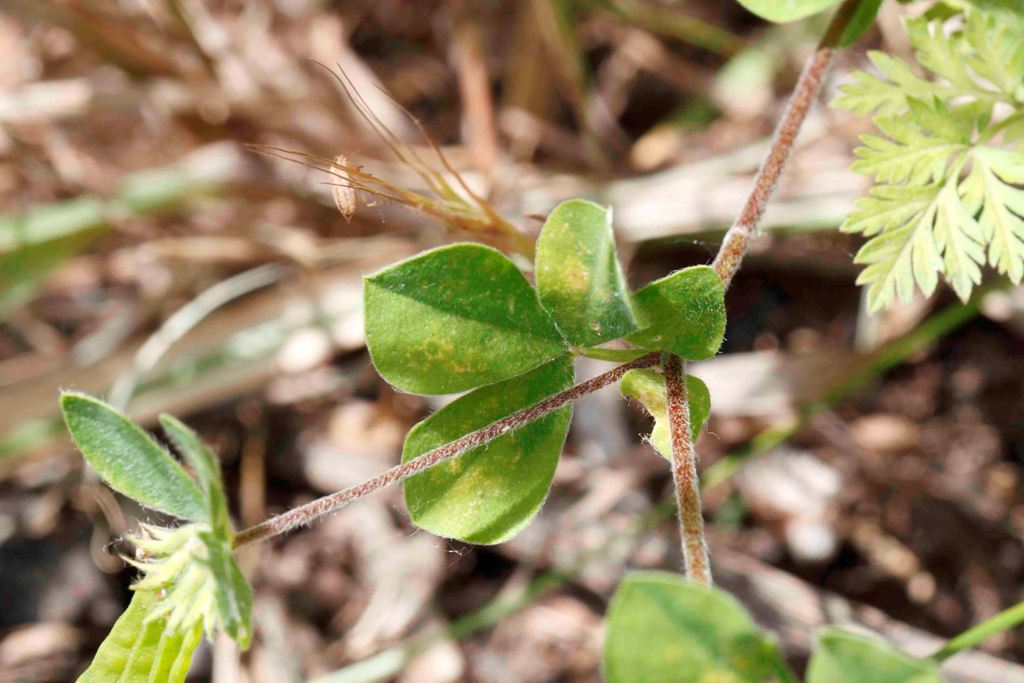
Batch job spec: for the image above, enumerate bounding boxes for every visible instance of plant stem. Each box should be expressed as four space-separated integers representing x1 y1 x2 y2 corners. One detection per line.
712 0 859 289
687 0 859 568
931 600 1024 662
662 352 711 585
232 351 659 548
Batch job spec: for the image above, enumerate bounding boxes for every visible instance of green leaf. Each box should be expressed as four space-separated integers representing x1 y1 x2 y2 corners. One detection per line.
839 0 884 48
851 100 970 186
364 243 567 395
832 11 1014 118
620 369 711 460
60 392 206 521
846 143 1024 311
960 147 1024 285
625 266 726 361
535 199 638 347
199 531 253 649
402 355 573 544
807 629 943 683
603 571 792 683
159 414 230 537
962 9 1024 101
736 0 842 23
846 183 944 310
932 179 986 301
834 6 1024 309
833 51 954 118
904 18 977 98
77 590 202 683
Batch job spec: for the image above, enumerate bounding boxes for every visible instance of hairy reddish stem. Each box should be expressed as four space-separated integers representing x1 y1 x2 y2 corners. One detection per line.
712 0 857 290
673 0 858 581
662 353 711 584
233 352 658 548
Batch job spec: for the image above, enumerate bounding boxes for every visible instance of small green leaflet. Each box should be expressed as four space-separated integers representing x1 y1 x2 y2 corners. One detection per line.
199 531 253 649
77 590 202 683
364 243 567 395
402 356 573 544
60 392 207 521
806 629 943 683
620 369 710 460
603 571 792 683
535 199 638 347
159 414 231 538
626 265 726 361
737 0 843 23
833 7 1024 309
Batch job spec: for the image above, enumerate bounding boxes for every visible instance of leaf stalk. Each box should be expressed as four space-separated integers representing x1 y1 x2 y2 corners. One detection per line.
232 352 659 548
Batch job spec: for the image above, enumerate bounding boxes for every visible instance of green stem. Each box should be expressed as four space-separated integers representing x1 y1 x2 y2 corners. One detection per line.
931 601 1024 662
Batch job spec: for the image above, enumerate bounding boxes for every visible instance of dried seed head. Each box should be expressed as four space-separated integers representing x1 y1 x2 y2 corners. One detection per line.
330 155 357 221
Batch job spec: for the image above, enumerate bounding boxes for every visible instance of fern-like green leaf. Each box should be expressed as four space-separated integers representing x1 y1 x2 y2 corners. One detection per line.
848 183 944 309
835 5 1024 309
962 10 1024 102
852 100 969 185
833 51 950 117
961 147 1024 284
904 18 978 98
933 180 986 301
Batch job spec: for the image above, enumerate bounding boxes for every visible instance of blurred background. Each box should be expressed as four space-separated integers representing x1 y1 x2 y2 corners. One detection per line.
1 1 1023 681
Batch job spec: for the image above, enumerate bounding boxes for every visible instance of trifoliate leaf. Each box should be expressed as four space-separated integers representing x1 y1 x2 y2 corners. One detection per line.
535 199 638 347
364 243 567 395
